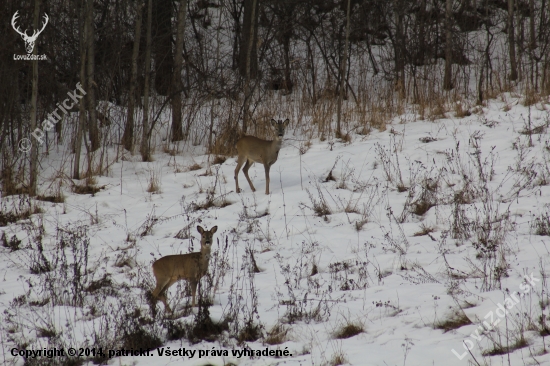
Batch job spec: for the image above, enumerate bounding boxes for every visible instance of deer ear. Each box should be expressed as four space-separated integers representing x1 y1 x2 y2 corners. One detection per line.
271 119 277 126
197 225 204 234
283 119 289 127
210 226 218 233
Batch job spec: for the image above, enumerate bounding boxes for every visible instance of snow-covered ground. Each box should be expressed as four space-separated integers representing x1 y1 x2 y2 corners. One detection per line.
1 94 550 366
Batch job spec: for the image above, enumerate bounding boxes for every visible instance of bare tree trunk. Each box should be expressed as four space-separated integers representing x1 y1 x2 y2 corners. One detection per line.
336 0 351 137
122 1 143 151
529 0 536 88
529 0 536 51
417 0 427 66
278 3 295 93
228 0 243 71
242 0 258 134
171 0 188 142
140 0 153 161
87 0 99 151
306 36 317 103
239 0 259 78
74 0 87 179
443 0 453 90
153 0 173 96
282 32 292 93
29 0 41 196
508 0 518 81
394 0 405 98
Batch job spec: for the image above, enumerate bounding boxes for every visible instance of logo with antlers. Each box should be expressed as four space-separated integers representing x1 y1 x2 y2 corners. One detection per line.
12 11 48 54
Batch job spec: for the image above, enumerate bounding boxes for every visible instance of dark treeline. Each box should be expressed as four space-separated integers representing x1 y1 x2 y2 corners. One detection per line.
0 0 549 196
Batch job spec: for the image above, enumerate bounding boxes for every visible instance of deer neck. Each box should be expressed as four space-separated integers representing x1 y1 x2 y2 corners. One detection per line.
200 245 212 268
270 136 283 153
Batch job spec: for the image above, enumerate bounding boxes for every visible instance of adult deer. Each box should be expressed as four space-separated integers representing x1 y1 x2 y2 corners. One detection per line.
235 119 289 195
152 225 217 313
12 11 49 54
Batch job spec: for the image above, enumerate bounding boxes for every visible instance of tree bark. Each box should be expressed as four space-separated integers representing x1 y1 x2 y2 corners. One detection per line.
529 0 536 51
336 0 351 137
242 0 258 134
29 0 41 196
508 0 518 81
153 0 173 96
443 0 453 90
122 1 144 151
417 0 427 66
74 0 87 179
277 3 295 93
87 0 99 151
171 0 188 142
141 0 153 161
228 0 243 71
239 0 259 78
394 0 405 98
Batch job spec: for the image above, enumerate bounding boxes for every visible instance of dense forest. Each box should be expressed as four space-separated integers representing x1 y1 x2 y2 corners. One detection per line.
0 0 549 195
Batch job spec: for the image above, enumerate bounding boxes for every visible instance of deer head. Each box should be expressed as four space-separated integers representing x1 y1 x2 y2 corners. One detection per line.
12 11 48 54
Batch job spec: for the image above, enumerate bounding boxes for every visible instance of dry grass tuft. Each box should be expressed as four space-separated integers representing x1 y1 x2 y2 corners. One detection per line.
522 89 541 106
428 99 447 121
482 336 529 356
265 324 290 345
333 322 364 339
434 309 471 332
211 123 240 155
73 183 103 195
188 163 202 171
454 102 471 118
163 146 177 156
329 350 347 366
413 223 435 237
147 170 161 193
212 155 227 165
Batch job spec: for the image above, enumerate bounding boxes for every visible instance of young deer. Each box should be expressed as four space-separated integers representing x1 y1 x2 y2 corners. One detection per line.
152 225 218 313
235 119 289 195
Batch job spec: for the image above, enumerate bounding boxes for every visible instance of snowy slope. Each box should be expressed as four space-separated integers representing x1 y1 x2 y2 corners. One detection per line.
1 94 550 366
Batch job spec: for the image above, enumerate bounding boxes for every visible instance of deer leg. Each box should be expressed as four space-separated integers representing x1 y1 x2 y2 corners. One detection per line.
190 281 198 307
264 164 271 195
235 155 246 193
160 291 172 313
243 159 256 192
152 277 170 302
152 277 173 313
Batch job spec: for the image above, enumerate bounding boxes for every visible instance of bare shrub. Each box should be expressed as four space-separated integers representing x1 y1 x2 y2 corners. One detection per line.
221 234 264 343
1 232 21 251
0 195 42 227
306 187 332 217
190 167 232 211
375 138 405 189
210 120 240 155
328 260 370 291
531 209 550 236
274 241 342 324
